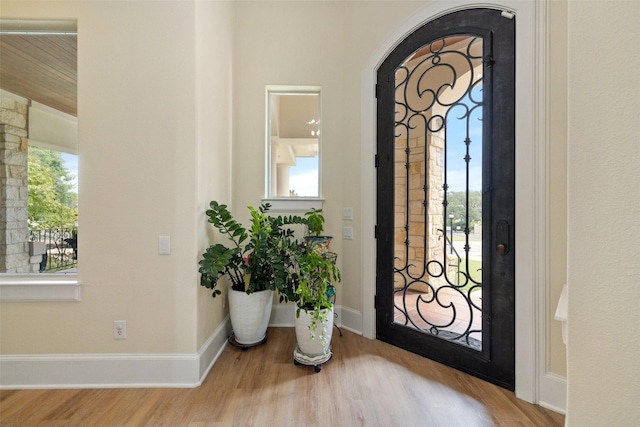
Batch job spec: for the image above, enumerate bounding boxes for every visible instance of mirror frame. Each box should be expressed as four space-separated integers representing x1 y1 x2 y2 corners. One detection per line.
265 85 322 199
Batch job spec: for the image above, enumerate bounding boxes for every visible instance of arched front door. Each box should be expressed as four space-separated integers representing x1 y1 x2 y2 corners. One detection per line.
375 8 515 389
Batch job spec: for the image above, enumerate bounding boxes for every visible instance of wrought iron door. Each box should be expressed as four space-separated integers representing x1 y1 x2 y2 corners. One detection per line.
375 8 515 389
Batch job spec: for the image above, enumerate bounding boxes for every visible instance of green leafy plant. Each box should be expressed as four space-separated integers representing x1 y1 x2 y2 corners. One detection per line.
199 201 306 301
199 201 342 338
295 250 341 330
292 209 342 335
28 147 77 228
304 208 325 236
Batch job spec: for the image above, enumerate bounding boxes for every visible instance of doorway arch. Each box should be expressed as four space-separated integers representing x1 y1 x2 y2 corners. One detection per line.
360 0 548 404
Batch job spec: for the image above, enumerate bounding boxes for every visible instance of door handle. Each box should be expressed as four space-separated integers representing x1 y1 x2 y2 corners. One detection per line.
496 220 510 256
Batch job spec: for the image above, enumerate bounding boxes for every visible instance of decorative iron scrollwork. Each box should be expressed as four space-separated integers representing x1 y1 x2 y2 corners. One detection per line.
393 35 484 350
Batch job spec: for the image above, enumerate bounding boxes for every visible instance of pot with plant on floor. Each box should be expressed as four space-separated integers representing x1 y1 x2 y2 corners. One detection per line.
291 209 341 372
199 201 304 348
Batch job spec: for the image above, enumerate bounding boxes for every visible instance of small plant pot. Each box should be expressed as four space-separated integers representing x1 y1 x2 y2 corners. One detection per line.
304 236 333 256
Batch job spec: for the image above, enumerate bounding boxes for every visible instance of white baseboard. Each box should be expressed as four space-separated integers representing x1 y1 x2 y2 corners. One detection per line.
0 306 365 390
538 372 567 414
269 303 297 326
197 316 232 382
336 305 363 334
0 317 232 390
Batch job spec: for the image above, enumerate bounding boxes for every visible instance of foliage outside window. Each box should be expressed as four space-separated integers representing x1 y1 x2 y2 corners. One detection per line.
26 146 78 273
446 191 482 231
28 146 77 229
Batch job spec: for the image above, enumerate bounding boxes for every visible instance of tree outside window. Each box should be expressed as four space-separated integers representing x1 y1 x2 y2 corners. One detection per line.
28 146 77 229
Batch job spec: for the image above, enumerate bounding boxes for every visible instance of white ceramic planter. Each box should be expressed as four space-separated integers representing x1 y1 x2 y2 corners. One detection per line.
294 305 334 358
228 289 273 345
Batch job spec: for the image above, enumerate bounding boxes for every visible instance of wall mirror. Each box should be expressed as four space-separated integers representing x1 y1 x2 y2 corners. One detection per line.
266 86 321 198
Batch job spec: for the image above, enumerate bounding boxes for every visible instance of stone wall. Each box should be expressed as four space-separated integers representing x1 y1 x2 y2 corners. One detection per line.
0 94 38 273
394 131 457 292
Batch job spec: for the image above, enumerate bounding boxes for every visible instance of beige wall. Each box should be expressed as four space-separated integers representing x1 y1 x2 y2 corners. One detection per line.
567 0 640 424
194 0 235 350
548 0 568 377
231 1 425 312
0 0 229 355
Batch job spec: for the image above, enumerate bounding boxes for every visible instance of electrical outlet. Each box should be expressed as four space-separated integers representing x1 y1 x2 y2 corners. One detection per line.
114 320 126 339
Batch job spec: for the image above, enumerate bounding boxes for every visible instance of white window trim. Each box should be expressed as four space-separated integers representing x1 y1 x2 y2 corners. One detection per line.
0 274 81 302
261 197 324 213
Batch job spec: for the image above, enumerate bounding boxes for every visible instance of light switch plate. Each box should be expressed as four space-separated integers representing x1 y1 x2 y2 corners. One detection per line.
158 236 171 255
343 207 353 221
342 227 354 240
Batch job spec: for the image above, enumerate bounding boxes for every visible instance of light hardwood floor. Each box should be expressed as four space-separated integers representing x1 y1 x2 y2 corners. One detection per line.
0 327 564 426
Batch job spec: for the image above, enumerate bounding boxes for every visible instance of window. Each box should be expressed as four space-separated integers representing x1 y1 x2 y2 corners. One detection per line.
28 144 78 273
266 86 321 201
0 19 79 301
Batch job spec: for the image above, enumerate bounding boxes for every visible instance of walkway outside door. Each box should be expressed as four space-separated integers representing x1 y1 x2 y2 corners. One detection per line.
375 8 516 389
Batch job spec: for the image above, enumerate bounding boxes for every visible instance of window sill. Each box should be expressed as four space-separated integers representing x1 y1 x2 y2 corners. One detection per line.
262 198 324 213
0 274 81 302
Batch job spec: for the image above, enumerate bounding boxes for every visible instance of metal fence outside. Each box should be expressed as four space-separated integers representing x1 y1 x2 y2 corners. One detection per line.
29 227 77 272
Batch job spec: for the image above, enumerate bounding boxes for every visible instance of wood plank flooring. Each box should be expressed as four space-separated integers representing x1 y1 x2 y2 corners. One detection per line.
0 327 564 426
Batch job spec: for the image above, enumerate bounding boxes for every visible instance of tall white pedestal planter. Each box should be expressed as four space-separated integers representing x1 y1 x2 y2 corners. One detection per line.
229 289 273 346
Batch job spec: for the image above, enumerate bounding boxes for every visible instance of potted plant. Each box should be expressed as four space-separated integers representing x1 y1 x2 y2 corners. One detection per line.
292 210 341 372
199 201 304 347
303 208 333 256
